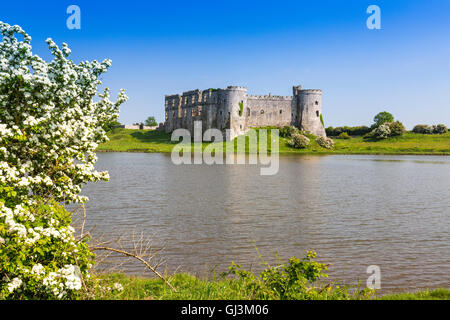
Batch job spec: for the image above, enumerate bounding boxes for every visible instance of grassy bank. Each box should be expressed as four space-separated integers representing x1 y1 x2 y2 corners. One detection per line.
85 273 450 300
97 128 450 155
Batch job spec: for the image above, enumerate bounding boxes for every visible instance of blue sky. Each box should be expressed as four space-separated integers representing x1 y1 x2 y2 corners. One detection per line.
1 0 449 128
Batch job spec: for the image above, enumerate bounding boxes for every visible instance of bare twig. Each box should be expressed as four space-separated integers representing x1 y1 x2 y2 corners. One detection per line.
91 246 176 291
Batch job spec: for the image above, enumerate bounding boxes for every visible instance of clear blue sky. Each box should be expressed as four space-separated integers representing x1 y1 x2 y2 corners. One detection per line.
1 0 449 128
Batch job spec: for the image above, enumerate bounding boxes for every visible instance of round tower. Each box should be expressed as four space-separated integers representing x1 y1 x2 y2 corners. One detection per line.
224 86 248 140
297 89 326 137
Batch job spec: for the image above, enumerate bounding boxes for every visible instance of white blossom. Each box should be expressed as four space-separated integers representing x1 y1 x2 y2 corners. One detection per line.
0 21 127 299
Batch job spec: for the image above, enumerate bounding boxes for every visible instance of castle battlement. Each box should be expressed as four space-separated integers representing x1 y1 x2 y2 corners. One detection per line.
163 84 326 140
226 86 247 91
247 95 292 100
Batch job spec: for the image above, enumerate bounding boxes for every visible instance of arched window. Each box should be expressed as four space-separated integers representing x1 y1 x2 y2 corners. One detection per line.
316 111 320 117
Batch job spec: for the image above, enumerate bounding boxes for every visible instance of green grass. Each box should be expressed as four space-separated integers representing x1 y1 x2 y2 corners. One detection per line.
85 273 450 300
98 128 450 155
378 288 450 300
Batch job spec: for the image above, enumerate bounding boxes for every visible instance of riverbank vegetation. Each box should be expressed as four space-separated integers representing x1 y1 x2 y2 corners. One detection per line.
80 249 450 300
97 127 450 155
84 273 450 300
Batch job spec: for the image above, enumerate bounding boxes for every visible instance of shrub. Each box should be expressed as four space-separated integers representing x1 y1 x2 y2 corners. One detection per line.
338 132 351 139
280 126 298 138
433 124 448 134
326 126 371 136
388 121 406 136
287 133 310 149
412 124 448 134
364 123 391 140
0 200 94 299
412 124 431 134
316 136 334 149
0 22 127 299
224 250 375 300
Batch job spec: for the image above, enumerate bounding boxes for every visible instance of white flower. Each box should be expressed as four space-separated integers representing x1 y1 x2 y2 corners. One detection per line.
7 277 22 293
112 283 124 292
31 264 45 276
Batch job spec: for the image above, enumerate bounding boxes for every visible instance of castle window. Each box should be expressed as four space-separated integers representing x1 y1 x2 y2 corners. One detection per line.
220 110 222 115
260 110 264 114
315 101 319 105
280 110 283 114
316 111 320 117
240 125 242 129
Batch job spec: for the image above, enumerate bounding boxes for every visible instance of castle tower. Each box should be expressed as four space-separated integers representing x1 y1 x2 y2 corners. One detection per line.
296 89 326 137
224 86 248 140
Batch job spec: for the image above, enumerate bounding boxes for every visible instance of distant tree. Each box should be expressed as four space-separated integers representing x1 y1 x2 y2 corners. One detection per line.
103 120 121 132
145 116 157 126
373 111 394 127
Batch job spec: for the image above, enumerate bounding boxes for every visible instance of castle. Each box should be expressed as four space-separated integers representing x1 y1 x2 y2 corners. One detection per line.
164 85 326 140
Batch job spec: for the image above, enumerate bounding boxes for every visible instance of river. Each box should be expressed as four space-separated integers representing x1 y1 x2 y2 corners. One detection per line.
77 153 450 293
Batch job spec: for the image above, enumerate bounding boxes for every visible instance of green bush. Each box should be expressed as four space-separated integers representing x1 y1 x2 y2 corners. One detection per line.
364 121 405 140
287 133 310 149
412 124 431 134
337 132 351 139
316 136 334 149
326 126 371 136
223 251 374 300
388 121 406 136
364 123 391 140
280 126 298 138
412 124 447 134
433 124 448 134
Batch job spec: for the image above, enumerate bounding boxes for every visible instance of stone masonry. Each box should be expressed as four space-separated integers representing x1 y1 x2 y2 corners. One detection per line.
164 85 326 141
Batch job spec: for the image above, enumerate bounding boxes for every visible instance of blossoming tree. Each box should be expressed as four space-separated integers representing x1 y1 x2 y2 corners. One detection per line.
0 22 127 299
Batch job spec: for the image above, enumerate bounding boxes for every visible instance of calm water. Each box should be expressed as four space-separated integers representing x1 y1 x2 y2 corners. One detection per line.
78 153 450 293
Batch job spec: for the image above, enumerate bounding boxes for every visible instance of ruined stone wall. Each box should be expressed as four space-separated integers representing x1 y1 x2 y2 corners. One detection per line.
245 95 295 128
164 85 326 140
164 88 232 139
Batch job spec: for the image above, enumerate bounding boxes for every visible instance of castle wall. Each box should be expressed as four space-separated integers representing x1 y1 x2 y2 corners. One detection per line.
246 95 295 129
164 85 326 140
165 88 232 140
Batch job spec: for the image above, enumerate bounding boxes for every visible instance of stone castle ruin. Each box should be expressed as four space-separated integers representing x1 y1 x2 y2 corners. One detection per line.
164 85 326 140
